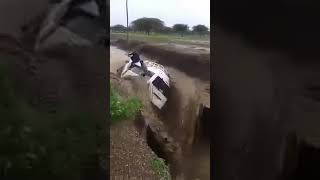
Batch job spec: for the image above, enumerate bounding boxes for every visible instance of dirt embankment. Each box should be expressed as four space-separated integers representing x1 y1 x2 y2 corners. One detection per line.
110 75 162 179
110 71 210 179
110 73 184 179
111 39 210 81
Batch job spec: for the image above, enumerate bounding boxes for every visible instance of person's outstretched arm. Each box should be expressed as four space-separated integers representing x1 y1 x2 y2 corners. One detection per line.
121 61 132 78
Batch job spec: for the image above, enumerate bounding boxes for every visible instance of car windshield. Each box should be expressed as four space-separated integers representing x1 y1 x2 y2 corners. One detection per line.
152 76 169 96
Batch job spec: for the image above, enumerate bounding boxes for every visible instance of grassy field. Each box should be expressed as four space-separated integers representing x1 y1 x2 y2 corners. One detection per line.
110 32 210 47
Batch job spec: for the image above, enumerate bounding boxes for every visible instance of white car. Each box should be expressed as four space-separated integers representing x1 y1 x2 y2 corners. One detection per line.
117 57 170 109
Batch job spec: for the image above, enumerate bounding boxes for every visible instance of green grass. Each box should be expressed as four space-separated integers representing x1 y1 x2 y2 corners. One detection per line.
151 157 171 180
110 84 143 124
110 32 210 47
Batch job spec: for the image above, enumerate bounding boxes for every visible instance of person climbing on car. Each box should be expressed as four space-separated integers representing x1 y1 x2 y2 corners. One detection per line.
128 51 142 67
121 51 148 77
130 51 149 75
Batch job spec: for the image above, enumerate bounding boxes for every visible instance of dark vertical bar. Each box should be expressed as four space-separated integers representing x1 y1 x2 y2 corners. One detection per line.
105 0 110 179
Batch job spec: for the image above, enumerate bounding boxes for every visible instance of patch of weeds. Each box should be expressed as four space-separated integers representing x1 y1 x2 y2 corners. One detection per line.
151 157 171 180
110 84 143 124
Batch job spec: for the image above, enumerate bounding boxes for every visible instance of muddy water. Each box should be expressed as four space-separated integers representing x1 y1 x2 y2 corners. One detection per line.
110 45 210 179
156 43 210 54
110 46 128 73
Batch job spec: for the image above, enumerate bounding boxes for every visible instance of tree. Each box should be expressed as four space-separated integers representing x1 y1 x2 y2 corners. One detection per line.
111 24 127 32
173 24 189 37
131 17 164 35
192 24 209 36
159 26 172 34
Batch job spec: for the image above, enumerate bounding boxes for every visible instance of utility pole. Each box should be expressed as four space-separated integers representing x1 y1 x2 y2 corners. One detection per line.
126 0 129 43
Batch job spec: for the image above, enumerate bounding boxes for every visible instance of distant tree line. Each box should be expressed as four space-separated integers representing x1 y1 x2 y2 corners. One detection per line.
110 17 209 36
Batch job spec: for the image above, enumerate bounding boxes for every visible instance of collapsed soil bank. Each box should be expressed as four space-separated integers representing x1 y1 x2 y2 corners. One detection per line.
111 72 211 179
111 39 210 81
110 73 183 178
110 43 211 179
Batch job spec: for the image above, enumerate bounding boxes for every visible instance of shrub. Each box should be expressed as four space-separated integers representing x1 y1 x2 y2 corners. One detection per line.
110 85 143 123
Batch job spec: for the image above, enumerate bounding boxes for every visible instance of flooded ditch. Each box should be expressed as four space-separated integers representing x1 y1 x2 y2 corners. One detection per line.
110 44 210 179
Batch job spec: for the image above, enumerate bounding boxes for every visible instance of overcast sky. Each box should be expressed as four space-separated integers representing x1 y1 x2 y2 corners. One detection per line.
110 0 210 29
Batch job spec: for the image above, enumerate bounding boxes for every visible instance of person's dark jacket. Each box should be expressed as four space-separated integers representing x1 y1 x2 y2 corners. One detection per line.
128 52 141 63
